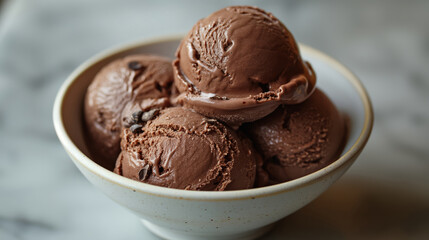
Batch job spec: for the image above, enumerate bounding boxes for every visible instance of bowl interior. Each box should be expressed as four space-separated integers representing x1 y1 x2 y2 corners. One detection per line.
55 37 371 197
312 54 365 154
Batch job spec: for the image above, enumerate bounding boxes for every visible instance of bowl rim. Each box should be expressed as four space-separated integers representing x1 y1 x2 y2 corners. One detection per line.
53 36 373 201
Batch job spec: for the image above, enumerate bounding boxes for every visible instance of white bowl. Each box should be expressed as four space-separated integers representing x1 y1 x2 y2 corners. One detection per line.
53 37 373 240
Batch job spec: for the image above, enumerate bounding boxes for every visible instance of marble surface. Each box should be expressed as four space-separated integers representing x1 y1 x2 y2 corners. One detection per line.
0 0 428 239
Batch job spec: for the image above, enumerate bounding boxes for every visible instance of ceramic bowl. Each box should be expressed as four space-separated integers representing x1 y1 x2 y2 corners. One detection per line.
53 37 373 240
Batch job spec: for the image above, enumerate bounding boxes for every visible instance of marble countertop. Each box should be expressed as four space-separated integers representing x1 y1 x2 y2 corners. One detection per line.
1 0 428 239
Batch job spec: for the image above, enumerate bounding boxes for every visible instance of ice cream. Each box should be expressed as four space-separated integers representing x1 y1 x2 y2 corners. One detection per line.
173 6 316 126
83 5 346 190
84 55 175 170
114 107 257 190
244 89 345 186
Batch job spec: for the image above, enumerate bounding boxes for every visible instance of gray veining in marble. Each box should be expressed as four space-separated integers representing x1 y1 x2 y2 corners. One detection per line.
0 0 428 239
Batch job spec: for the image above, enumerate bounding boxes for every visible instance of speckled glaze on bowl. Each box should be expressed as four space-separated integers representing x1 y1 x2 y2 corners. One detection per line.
53 37 373 240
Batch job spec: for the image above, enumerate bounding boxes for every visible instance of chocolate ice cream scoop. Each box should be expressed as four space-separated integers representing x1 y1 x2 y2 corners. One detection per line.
114 107 257 191
244 89 345 186
84 55 175 170
173 6 316 126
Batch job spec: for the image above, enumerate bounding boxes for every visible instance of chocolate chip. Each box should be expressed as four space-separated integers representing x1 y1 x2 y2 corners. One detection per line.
258 83 270 93
130 124 143 133
139 165 151 181
128 61 144 71
132 110 143 123
141 109 160 122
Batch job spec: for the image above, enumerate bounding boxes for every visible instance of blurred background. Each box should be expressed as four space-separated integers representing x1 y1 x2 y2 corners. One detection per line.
0 0 428 239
